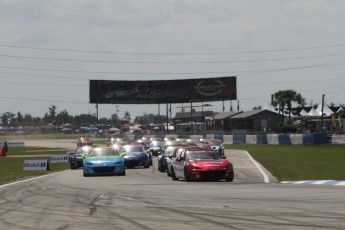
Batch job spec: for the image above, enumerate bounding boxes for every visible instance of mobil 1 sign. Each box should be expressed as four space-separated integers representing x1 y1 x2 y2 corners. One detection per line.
23 160 49 171
51 154 68 163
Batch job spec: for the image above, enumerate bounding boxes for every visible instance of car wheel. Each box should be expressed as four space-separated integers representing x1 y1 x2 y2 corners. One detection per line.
120 169 126 176
83 171 88 177
226 171 234 182
167 168 171 177
70 163 77 170
158 163 164 172
184 167 190 182
171 167 178 181
144 160 150 168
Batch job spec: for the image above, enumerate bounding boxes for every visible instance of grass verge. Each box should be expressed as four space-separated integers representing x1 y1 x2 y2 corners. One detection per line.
0 147 70 185
227 144 345 181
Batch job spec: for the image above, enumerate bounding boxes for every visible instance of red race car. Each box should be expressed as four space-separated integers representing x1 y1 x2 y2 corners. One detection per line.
77 138 93 147
170 149 234 182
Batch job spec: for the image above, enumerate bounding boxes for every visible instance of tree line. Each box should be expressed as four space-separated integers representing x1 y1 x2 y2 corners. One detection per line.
0 105 167 129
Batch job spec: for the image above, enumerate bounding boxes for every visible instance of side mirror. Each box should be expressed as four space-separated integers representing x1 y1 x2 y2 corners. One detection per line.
221 155 226 159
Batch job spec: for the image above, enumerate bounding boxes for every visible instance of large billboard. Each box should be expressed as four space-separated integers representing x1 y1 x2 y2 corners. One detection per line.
89 76 236 104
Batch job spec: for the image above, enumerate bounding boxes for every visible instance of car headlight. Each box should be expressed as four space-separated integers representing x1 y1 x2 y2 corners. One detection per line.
114 161 123 165
223 164 232 170
192 164 203 169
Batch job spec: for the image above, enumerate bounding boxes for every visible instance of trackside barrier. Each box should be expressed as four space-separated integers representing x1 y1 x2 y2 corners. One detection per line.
233 134 246 144
290 134 303 145
214 134 223 142
205 134 215 139
278 133 291 145
302 134 314 145
223 135 233 144
256 134 268 144
313 133 328 144
177 134 190 139
0 141 24 147
246 135 257 144
134 133 328 145
267 134 279 145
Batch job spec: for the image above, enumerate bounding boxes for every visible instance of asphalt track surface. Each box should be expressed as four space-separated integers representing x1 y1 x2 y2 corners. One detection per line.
0 140 344 230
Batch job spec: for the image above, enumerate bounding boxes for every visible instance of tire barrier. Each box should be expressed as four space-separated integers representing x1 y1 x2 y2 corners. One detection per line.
129 133 329 145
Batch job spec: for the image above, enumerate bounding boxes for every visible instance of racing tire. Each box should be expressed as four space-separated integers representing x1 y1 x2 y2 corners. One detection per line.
144 160 150 168
226 172 234 182
70 164 77 170
158 163 164 172
184 167 190 182
171 168 178 181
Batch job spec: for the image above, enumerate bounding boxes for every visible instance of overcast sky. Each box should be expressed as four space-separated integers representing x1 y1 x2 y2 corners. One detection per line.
1 0 345 120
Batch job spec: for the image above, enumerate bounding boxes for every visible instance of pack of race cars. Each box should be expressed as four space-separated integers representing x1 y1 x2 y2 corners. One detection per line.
68 136 234 182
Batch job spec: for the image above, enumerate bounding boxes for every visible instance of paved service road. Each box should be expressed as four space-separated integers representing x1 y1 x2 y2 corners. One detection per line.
0 140 344 229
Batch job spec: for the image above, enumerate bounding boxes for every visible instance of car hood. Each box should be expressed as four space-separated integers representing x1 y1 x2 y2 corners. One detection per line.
123 154 147 159
84 156 123 164
190 159 228 166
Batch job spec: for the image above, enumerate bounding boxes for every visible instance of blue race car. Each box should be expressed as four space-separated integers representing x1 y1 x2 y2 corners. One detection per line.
83 147 125 177
119 144 150 169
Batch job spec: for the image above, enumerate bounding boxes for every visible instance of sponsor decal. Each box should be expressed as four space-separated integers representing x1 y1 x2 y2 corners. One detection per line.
194 80 226 96
23 160 49 171
51 154 69 163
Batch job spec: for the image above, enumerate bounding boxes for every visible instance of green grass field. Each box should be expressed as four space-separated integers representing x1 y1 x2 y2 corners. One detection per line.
227 144 345 181
1 144 344 185
0 147 70 185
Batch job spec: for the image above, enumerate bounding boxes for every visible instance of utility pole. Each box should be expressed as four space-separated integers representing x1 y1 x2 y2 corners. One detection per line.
96 103 99 127
190 102 193 135
321 94 325 131
166 103 169 134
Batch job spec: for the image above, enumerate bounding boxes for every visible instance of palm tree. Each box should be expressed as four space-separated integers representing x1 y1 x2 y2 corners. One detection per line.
272 90 305 119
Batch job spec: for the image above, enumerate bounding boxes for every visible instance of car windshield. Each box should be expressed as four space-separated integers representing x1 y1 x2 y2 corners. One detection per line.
119 145 145 153
163 146 177 155
196 143 212 150
75 146 91 154
187 151 219 160
88 148 118 157
208 140 222 146
150 141 162 147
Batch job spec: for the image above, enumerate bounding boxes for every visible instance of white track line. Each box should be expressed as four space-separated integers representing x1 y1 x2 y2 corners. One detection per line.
244 151 270 183
0 171 67 188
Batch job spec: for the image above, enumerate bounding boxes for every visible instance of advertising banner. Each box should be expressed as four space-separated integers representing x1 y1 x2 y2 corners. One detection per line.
23 160 49 171
51 154 69 163
89 77 236 104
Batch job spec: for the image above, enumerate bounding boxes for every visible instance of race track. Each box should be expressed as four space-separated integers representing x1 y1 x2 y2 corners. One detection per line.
0 140 344 229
